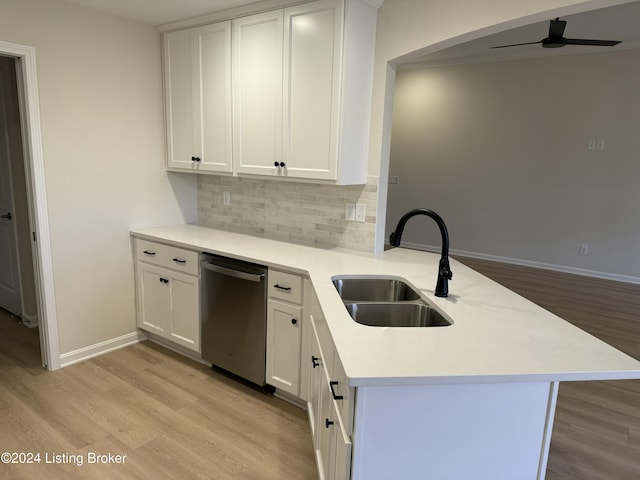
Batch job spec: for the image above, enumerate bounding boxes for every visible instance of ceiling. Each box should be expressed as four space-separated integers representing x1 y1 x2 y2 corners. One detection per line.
62 0 262 26
61 0 640 63
404 1 640 68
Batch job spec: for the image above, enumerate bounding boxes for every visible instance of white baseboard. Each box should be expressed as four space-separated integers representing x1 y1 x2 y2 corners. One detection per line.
58 331 146 368
395 241 640 285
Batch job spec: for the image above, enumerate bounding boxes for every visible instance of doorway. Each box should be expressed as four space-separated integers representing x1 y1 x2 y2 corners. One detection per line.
0 40 58 370
0 54 40 364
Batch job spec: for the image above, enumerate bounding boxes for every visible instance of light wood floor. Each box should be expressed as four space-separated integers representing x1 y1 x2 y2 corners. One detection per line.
1 258 639 479
0 311 316 480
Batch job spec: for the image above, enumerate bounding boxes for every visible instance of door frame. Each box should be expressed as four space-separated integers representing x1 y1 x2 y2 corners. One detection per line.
0 40 59 370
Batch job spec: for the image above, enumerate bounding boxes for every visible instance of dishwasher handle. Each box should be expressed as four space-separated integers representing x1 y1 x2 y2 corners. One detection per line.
202 262 265 283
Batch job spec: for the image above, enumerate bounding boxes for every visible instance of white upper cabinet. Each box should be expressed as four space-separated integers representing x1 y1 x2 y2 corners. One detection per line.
164 22 233 173
232 11 284 177
282 1 341 181
162 0 379 184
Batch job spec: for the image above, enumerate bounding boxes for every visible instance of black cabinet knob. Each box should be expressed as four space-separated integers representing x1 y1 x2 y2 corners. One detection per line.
274 161 279 167
192 156 201 162
291 318 297 325
279 162 285 167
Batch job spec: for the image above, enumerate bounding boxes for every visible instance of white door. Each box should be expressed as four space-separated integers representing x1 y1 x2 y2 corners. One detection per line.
233 11 283 176
164 22 233 173
266 299 302 395
0 64 21 315
283 0 341 180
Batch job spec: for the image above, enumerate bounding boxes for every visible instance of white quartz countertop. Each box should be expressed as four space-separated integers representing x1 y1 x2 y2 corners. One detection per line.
130 224 640 387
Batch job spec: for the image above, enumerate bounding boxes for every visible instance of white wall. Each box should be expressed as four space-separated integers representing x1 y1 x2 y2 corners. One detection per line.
386 49 640 281
368 0 637 252
0 0 196 356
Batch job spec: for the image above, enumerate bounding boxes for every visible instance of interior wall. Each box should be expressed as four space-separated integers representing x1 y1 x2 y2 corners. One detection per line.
0 0 197 355
368 0 636 252
386 49 640 281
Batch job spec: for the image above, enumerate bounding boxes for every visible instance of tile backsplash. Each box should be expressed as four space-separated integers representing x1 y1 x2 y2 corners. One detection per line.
198 176 378 252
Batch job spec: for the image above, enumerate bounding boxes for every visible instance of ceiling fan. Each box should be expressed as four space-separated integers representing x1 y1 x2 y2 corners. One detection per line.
491 17 622 49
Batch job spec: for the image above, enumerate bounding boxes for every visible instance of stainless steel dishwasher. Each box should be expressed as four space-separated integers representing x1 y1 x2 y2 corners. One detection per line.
201 253 268 386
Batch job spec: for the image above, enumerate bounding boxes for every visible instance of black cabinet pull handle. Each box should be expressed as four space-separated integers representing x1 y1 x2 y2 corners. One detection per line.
291 318 297 325
143 250 156 256
325 418 334 428
159 277 169 284
274 284 291 291
0 212 11 220
329 381 344 400
311 356 320 368
172 258 187 264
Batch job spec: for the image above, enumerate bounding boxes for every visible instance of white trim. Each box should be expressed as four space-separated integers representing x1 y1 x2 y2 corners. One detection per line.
395 241 640 285
0 41 59 369
59 331 145 368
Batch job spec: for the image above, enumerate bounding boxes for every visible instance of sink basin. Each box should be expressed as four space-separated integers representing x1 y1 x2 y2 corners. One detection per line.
332 276 421 302
344 303 451 327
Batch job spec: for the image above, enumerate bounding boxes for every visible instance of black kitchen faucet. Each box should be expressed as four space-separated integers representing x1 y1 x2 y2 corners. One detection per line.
389 208 453 297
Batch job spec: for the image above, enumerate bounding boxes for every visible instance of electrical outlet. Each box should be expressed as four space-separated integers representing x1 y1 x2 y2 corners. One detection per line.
596 140 605 151
355 203 366 223
345 203 355 221
579 244 589 256
587 140 596 151
223 191 231 206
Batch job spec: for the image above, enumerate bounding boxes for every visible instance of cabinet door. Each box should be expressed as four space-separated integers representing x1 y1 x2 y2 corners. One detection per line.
232 11 283 176
168 270 200 353
164 22 232 173
137 263 171 335
331 400 353 480
282 0 341 180
266 299 302 395
164 29 197 170
308 321 324 443
198 22 233 172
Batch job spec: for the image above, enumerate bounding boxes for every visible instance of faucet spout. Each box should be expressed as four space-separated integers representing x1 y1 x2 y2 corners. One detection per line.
389 208 453 297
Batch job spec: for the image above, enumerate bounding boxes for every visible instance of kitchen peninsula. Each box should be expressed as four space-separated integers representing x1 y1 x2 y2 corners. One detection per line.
131 224 640 480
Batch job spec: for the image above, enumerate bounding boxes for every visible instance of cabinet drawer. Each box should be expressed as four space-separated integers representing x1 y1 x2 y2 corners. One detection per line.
268 270 303 304
135 239 199 276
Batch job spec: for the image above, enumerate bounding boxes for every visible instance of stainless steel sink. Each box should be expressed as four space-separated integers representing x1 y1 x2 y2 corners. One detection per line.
344 303 451 327
332 276 421 302
333 275 452 327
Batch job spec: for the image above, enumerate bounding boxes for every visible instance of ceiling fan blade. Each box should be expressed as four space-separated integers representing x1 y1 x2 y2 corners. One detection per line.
565 38 621 47
548 18 567 38
490 40 542 49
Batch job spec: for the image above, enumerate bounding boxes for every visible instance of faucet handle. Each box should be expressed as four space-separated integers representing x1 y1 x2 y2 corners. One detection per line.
441 267 453 280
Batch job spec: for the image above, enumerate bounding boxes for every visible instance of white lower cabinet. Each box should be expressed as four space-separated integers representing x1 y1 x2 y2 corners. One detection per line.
307 288 354 480
134 239 200 353
266 269 304 396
